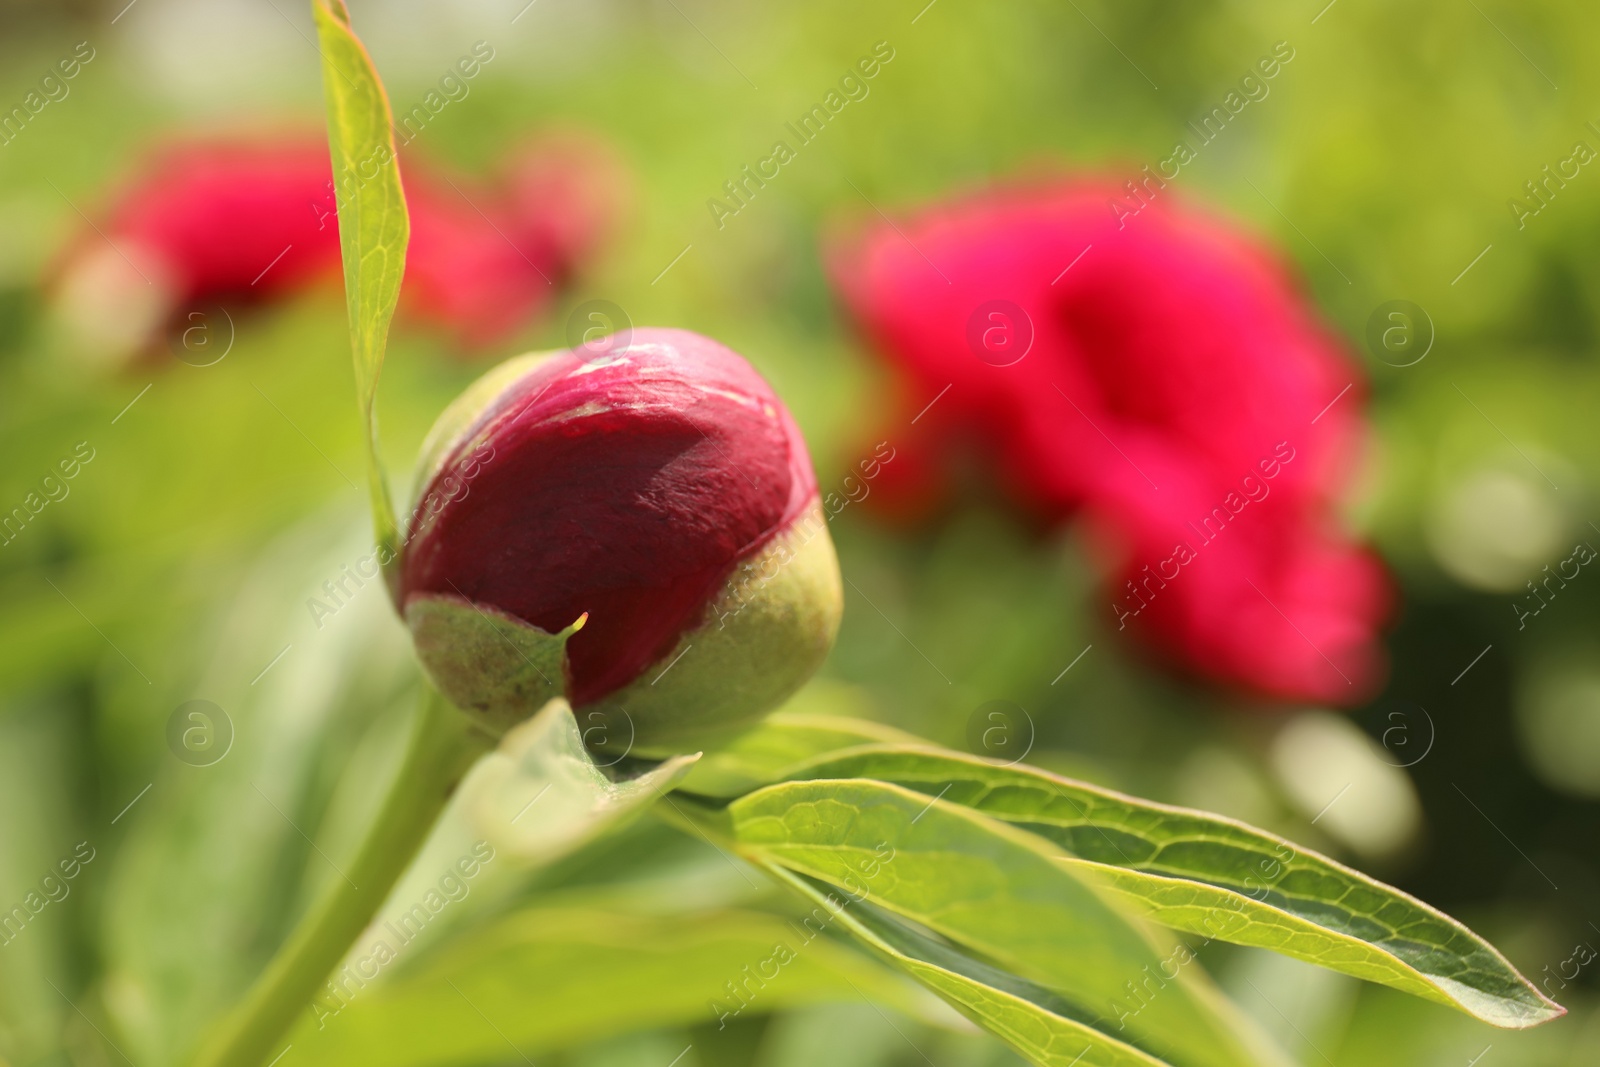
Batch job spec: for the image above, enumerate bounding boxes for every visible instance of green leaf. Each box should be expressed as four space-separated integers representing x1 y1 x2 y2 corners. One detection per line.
282 905 937 1066
346 701 702 961
101 516 418 1066
679 711 924 798
0 696 86 1062
463 700 700 864
706 778 1286 1067
781 746 1564 1030
311 0 408 560
762 864 1180 1067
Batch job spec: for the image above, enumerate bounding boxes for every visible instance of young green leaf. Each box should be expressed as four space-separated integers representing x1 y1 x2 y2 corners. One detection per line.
342 700 698 965
311 0 408 561
781 746 1564 1030
281 905 938 1066
461 699 699 864
762 864 1182 1067
403 596 581 738
706 778 1289 1067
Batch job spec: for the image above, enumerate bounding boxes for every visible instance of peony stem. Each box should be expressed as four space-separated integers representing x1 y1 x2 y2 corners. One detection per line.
189 687 493 1067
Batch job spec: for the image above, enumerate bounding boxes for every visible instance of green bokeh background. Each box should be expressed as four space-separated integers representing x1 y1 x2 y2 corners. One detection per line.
3 0 1599 1063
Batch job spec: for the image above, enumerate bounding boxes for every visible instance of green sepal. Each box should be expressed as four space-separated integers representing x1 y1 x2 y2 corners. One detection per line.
404 594 586 738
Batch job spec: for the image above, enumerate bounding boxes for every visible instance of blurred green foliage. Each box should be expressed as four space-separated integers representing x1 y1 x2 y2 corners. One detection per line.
2 0 1600 1064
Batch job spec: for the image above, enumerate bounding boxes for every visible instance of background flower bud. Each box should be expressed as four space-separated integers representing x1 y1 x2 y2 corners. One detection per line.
399 328 843 745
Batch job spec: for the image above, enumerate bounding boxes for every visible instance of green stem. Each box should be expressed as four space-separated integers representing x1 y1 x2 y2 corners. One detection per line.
189 688 493 1067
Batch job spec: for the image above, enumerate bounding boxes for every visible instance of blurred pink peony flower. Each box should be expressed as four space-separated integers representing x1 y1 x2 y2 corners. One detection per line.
829 178 1389 705
49 129 627 364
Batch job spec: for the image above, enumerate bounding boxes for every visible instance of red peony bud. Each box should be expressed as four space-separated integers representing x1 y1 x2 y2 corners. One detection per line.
398 328 842 745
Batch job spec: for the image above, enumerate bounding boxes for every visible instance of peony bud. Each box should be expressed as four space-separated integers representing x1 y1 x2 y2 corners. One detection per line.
398 328 842 747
